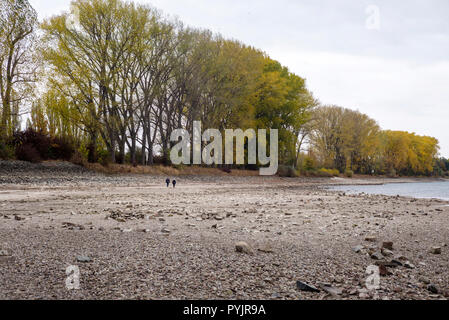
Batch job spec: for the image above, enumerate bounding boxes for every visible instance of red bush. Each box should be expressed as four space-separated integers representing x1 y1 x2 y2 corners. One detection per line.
15 144 42 163
12 129 75 162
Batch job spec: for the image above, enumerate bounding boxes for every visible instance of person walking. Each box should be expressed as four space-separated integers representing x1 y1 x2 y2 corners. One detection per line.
166 178 171 188
172 179 177 188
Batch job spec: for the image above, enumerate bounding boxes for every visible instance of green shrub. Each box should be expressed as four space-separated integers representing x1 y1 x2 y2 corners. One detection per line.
303 156 316 171
0 142 15 160
319 168 340 177
97 149 111 167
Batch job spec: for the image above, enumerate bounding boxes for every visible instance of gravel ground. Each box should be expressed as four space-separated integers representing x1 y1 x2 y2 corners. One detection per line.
0 161 448 300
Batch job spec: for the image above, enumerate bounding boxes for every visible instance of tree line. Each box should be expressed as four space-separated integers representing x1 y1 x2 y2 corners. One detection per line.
303 106 442 176
0 0 447 177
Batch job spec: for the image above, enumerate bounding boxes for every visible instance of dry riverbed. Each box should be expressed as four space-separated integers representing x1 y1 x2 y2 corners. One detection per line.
0 161 448 300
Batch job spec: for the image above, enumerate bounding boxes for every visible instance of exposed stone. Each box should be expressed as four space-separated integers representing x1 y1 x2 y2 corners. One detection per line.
257 244 274 253
427 284 439 294
378 264 391 276
419 277 430 285
76 255 92 263
296 281 320 293
352 245 364 253
376 260 400 269
235 242 254 255
381 248 394 257
0 249 10 256
394 255 408 261
382 242 394 250
358 288 370 299
271 292 281 299
62 222 85 231
365 236 377 242
371 251 385 260
430 247 442 255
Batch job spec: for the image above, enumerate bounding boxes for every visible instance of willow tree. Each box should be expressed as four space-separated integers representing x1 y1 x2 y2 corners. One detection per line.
0 0 38 140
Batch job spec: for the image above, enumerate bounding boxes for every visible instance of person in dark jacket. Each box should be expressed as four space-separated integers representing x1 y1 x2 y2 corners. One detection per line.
172 180 177 188
166 178 171 187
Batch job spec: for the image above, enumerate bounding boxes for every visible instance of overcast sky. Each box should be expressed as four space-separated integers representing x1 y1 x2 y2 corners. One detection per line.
30 0 449 156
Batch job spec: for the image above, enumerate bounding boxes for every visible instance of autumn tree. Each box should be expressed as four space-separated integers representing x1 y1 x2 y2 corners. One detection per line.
310 106 381 173
255 58 315 166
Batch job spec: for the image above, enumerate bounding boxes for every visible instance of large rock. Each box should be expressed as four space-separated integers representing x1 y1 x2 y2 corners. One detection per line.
235 242 254 255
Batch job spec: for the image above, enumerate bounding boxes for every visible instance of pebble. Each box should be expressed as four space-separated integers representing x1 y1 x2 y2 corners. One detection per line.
427 284 439 294
371 251 385 260
382 242 394 250
0 249 10 256
381 248 394 257
352 245 364 253
76 256 92 263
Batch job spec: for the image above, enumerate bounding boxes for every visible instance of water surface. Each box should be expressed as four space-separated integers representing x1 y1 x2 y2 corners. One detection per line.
329 181 449 201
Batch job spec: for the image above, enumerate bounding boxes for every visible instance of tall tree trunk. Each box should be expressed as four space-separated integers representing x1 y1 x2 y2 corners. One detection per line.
88 132 98 163
131 134 137 166
141 126 147 165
